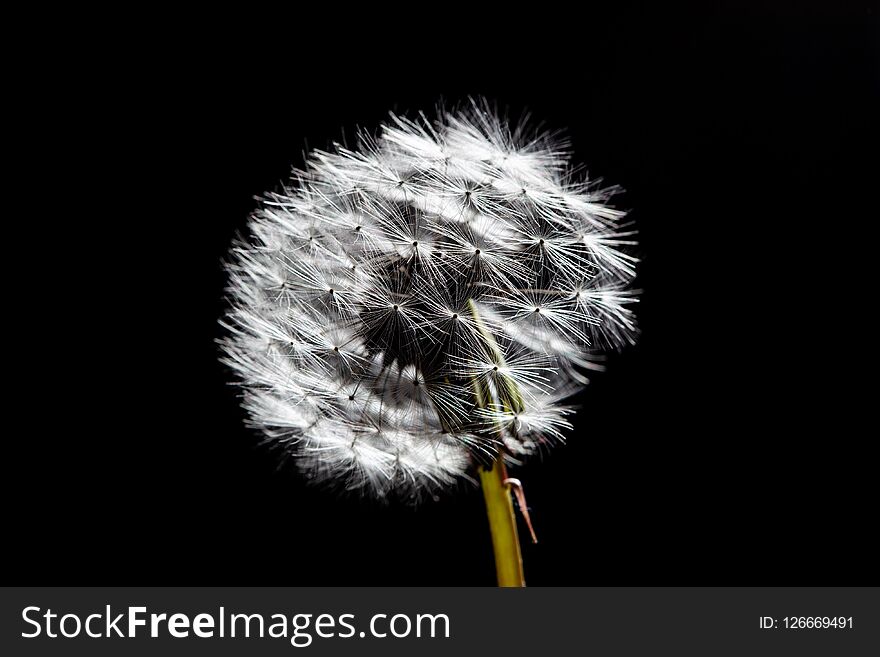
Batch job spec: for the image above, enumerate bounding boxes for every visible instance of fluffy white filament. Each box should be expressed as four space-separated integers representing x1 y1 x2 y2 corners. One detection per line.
221 101 638 499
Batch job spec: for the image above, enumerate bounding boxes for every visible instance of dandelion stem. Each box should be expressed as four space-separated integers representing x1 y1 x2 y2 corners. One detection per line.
479 458 525 587
467 298 526 587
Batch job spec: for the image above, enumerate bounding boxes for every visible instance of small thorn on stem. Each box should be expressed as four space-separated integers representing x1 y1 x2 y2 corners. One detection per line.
504 477 538 544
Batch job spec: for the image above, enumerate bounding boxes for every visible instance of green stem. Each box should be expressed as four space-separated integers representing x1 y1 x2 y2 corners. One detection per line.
467 298 526 587
479 458 525 587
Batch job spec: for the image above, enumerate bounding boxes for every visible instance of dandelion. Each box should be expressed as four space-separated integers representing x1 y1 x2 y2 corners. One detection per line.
221 99 638 585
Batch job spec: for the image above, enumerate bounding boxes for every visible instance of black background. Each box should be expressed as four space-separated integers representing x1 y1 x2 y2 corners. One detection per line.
10 4 877 585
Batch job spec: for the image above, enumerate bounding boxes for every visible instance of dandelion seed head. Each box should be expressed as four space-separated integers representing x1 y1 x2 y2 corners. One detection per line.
221 99 638 500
